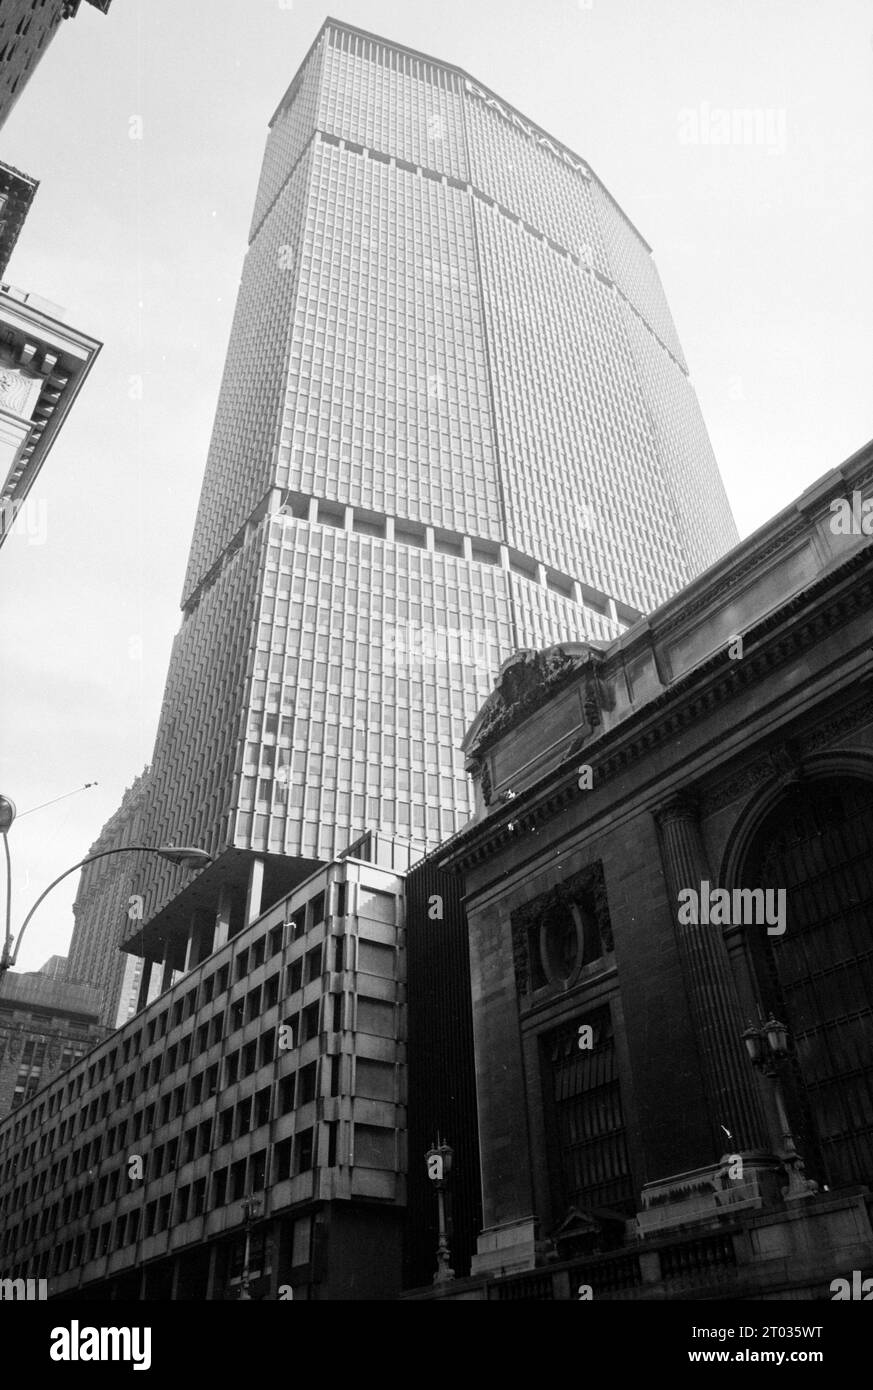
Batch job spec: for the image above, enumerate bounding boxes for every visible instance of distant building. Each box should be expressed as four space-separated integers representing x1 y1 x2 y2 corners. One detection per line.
0 966 107 1117
0 1 112 133
0 163 39 279
409 439 873 1300
38 955 68 981
67 771 151 1029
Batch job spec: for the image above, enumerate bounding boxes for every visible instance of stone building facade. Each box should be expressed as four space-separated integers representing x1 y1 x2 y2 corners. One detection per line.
416 438 873 1300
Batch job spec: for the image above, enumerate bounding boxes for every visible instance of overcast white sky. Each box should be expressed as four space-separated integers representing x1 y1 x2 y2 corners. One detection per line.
0 0 871 971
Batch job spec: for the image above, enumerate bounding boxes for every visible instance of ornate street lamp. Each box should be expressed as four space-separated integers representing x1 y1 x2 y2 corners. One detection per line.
742 1016 818 1201
238 1192 262 1300
0 793 212 979
425 1137 455 1284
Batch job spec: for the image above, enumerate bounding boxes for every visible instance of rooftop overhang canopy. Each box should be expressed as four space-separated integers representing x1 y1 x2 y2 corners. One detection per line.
121 847 325 964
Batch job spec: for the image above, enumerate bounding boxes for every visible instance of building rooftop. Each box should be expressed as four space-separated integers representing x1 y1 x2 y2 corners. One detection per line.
0 970 102 1022
0 163 39 281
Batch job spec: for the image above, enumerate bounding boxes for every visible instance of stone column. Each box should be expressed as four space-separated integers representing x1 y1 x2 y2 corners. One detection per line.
160 954 175 994
135 958 153 1012
655 794 766 1152
245 857 266 926
214 884 233 950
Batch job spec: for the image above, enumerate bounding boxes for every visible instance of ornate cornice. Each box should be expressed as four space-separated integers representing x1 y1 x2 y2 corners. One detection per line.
465 645 594 764
698 701 873 814
439 546 873 874
653 518 811 638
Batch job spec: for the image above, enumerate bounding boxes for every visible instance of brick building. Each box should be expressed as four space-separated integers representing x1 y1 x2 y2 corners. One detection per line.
0 0 112 132
0 966 106 1117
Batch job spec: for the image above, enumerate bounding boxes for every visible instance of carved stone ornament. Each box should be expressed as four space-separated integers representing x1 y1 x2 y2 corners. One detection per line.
468 645 595 759
510 862 613 997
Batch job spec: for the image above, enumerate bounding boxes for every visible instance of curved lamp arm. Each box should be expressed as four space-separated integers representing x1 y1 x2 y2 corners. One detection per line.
1 844 212 972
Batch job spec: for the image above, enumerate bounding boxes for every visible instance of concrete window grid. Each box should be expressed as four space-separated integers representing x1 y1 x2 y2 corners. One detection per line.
475 207 691 614
134 533 265 921
234 526 528 860
284 144 498 539
319 31 468 182
251 38 325 239
621 303 739 574
0 863 405 1284
588 176 687 370
183 154 313 603
464 95 604 269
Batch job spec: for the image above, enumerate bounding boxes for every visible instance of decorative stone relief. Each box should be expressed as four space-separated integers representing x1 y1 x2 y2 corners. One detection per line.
0 363 42 421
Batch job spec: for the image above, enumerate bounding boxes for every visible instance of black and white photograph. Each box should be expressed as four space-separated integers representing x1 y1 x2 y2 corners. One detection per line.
0 0 871 1362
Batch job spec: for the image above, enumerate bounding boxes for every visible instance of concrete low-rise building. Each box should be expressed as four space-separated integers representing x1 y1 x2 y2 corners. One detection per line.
0 852 406 1300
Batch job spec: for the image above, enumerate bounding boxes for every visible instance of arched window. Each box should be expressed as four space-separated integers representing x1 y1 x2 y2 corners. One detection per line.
739 776 873 1190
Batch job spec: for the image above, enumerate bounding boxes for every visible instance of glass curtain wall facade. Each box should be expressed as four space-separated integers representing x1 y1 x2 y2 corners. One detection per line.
133 20 738 930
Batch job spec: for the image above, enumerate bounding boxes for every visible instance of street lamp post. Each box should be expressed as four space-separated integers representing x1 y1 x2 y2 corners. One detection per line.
0 794 212 980
742 1016 819 1201
238 1192 262 1300
425 1137 455 1284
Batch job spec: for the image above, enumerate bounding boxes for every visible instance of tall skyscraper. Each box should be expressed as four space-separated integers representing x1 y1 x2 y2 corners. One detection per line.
125 19 738 994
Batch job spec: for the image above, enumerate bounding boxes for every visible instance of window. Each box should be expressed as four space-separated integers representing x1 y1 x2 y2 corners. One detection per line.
279 1075 295 1114
230 1159 247 1201
305 945 322 984
191 1177 207 1217
298 1062 317 1105
255 1086 271 1127
198 1119 212 1157
212 1168 227 1208
541 1007 633 1213
275 1137 293 1182
236 1097 252 1138
302 1001 320 1043
250 1149 267 1191
259 1027 276 1067
294 1128 314 1175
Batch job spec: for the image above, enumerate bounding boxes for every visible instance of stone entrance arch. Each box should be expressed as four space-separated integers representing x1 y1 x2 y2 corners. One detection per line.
722 761 873 1191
